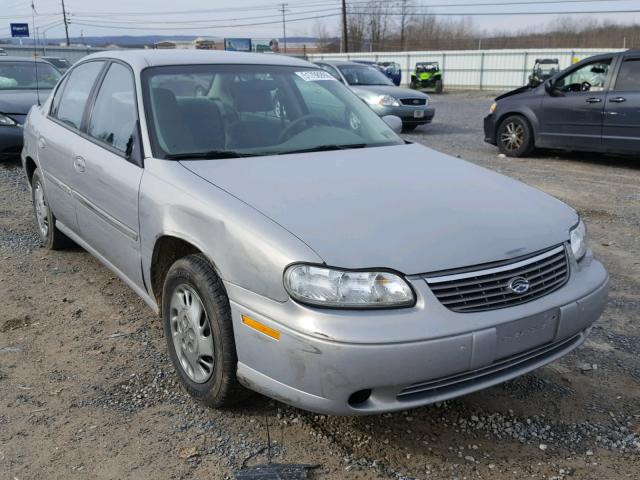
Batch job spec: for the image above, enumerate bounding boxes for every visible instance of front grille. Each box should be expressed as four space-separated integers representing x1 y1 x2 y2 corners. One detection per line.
397 332 582 400
400 98 426 106
425 245 569 313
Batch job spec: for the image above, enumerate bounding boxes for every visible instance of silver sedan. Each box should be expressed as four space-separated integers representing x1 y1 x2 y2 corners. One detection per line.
22 50 608 415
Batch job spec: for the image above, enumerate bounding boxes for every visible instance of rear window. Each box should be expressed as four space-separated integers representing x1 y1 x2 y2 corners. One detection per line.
614 59 640 91
0 61 60 90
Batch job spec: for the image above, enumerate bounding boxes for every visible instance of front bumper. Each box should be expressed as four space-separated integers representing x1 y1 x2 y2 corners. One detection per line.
0 125 24 160
484 113 497 144
227 252 608 415
370 104 435 125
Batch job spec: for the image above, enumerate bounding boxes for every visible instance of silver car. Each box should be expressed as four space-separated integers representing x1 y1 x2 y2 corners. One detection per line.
315 60 435 131
22 50 608 416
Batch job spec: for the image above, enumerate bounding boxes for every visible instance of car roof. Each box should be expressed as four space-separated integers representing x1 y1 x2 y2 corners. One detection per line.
0 55 53 63
80 49 314 70
317 60 369 67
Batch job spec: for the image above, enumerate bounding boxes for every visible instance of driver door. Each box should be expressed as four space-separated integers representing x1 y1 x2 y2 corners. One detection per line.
539 57 615 151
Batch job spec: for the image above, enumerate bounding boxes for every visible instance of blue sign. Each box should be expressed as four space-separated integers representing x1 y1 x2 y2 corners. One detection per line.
224 38 252 52
10 23 29 38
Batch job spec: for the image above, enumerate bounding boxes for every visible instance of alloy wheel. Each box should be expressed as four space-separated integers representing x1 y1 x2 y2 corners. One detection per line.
500 121 525 151
34 180 49 238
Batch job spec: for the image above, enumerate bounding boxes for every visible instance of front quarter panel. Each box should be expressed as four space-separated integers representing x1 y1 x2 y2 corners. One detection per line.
139 157 324 303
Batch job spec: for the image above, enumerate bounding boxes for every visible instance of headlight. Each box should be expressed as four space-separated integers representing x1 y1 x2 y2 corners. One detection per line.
0 113 17 126
367 95 400 107
284 264 415 308
489 102 497 114
570 219 587 261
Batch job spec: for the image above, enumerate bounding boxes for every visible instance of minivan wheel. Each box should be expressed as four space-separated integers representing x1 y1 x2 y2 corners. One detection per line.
497 115 534 157
31 169 72 250
162 254 248 408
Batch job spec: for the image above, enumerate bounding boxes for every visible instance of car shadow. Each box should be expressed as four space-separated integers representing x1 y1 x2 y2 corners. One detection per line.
533 149 640 170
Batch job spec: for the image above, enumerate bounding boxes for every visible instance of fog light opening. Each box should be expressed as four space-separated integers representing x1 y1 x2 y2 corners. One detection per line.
348 389 372 406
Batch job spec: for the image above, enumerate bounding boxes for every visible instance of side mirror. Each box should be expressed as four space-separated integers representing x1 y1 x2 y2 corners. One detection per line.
544 78 561 97
382 115 403 134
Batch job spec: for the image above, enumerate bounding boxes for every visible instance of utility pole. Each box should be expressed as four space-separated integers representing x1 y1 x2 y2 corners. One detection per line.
280 3 288 53
61 0 70 46
341 0 348 53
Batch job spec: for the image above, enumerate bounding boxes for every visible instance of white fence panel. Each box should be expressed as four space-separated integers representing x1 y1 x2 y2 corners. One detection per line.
307 48 622 90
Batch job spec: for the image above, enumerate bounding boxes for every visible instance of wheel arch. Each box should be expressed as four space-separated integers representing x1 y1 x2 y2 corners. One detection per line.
149 235 222 311
24 156 38 186
494 108 539 144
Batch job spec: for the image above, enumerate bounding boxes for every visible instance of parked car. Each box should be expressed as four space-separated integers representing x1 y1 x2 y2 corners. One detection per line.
22 50 608 416
0 56 61 160
41 56 72 72
353 59 402 86
316 60 433 130
485 50 640 156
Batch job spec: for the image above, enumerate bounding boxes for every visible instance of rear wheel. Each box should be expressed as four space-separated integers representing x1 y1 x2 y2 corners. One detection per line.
31 169 72 250
497 115 534 157
434 79 443 94
162 254 248 408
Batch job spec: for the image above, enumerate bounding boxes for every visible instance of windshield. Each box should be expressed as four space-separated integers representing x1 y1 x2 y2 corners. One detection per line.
336 64 394 86
142 64 403 159
0 61 61 90
417 64 438 73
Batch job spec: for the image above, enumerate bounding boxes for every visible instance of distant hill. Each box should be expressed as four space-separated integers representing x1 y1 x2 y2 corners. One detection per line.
0 35 321 48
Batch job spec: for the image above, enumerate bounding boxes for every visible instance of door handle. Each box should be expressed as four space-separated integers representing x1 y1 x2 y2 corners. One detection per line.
609 97 626 103
73 156 86 173
585 97 602 104
38 137 46 149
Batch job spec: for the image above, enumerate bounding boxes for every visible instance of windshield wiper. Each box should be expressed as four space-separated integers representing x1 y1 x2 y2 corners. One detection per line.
165 150 251 160
278 143 368 155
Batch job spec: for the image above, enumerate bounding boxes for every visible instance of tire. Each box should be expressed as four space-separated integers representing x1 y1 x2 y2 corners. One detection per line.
162 254 248 408
497 115 535 157
31 169 72 250
410 78 417 89
435 79 443 94
402 123 418 131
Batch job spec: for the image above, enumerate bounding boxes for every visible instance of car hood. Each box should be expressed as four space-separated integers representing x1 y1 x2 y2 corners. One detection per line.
351 85 427 100
181 143 577 274
0 89 50 114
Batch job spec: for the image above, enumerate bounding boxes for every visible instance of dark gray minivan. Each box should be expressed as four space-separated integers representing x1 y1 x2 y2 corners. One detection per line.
484 50 640 156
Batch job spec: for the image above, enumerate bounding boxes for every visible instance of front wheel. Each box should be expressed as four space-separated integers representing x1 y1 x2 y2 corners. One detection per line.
434 79 443 94
162 254 248 408
497 115 534 157
402 123 418 131
31 169 72 250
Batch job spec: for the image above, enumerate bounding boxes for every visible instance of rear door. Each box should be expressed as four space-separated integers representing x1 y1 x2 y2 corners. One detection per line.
539 57 615 151
72 61 145 288
41 60 106 234
602 55 640 153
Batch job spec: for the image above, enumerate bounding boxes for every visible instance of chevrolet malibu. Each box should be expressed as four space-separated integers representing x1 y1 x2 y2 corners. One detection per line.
22 50 608 415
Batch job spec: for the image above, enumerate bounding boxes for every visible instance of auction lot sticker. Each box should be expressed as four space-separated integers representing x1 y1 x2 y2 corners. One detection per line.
296 70 337 81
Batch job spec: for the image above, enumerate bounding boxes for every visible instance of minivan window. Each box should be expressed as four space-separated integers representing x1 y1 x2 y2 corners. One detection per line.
614 59 640 91
555 60 612 93
54 61 104 129
88 63 137 153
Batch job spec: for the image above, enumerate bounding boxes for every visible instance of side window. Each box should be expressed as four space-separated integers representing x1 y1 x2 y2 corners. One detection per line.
88 63 137 153
49 75 69 118
555 60 612 93
614 59 640 91
54 61 104 129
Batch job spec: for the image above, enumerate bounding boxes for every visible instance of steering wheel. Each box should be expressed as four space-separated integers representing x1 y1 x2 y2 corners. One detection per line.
581 81 591 92
278 115 331 143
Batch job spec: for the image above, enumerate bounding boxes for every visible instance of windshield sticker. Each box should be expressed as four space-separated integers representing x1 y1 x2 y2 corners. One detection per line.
296 70 337 82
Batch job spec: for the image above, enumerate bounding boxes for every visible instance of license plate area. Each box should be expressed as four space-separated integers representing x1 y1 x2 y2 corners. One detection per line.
495 308 560 360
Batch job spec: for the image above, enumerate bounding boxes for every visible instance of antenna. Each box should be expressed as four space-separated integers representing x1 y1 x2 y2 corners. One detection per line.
31 0 41 106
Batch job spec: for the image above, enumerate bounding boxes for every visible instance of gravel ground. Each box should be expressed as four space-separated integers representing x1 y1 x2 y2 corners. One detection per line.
1 91 639 479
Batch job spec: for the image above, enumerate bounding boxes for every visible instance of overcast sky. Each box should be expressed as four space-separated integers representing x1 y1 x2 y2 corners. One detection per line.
2 0 640 40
